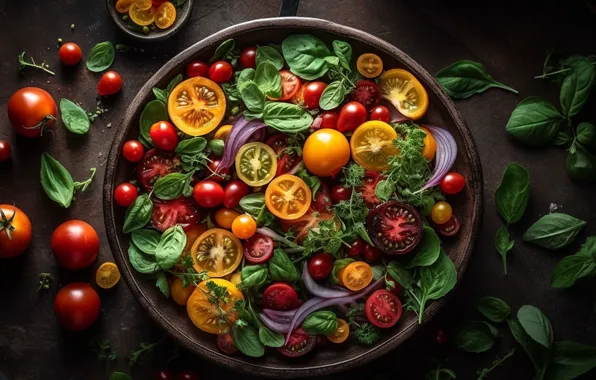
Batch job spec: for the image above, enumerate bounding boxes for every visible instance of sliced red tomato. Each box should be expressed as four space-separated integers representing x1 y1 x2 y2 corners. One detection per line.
365 289 402 328
263 282 298 311
433 215 461 237
359 171 384 208
265 134 302 176
277 328 316 357
280 208 337 242
269 70 302 101
137 149 181 191
243 233 274 264
152 196 200 232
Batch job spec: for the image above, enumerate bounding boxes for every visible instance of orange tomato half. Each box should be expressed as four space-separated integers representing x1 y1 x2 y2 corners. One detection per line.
339 261 373 291
191 228 242 277
265 174 312 220
187 279 244 334
155 1 176 29
420 126 437 161
357 53 383 78
327 318 350 343
350 120 398 172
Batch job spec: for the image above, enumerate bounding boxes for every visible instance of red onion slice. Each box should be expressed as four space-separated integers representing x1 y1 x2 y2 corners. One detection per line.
263 309 296 319
418 125 457 191
302 262 352 298
383 100 411 123
259 313 290 333
218 117 267 169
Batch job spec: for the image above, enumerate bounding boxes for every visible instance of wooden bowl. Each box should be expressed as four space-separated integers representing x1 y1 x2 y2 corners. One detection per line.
103 17 483 378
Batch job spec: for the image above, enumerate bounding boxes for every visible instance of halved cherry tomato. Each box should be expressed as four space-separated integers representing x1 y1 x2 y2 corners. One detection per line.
320 110 339 129
379 69 428 120
337 101 367 133
350 120 398 172
348 80 381 111
266 134 302 176
235 142 277 186
96 262 121 289
134 0 152 10
339 261 373 291
420 126 437 161
168 77 226 136
116 0 135 13
149 121 178 151
312 182 332 213
269 70 301 101
370 105 391 122
440 172 465 195
265 174 311 220
223 180 249 208
171 277 195 306
240 47 257 69
209 61 233 83
191 228 242 277
187 279 244 333
214 125 232 141
303 81 327 109
187 61 209 78
214 208 240 229
327 318 350 343
278 327 316 357
357 53 383 78
243 233 274 264
152 196 200 232
217 332 238 355
359 171 384 208
122 140 144 162
137 149 181 191
434 215 460 237
431 201 453 225
129 4 156 26
303 129 350 177
155 1 176 29
365 289 402 328
231 214 257 239
263 282 298 311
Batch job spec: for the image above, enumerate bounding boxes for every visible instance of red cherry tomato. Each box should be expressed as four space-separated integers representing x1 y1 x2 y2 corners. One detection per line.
217 332 238 355
440 172 466 195
209 61 233 83
308 253 333 280
58 43 83 65
176 370 199 380
243 233 274 264
156 370 174 380
223 180 249 208
370 105 391 122
435 329 449 345
345 238 364 257
331 185 352 204
193 180 224 208
186 61 209 78
270 70 302 101
97 71 123 96
8 87 57 138
365 289 402 328
208 159 230 182
114 183 139 207
320 110 339 129
122 140 145 163
51 220 100 270
152 197 199 232
240 47 257 68
0 205 32 259
54 283 101 331
312 182 332 213
337 101 367 133
263 282 299 311
363 243 381 262
303 81 327 110
0 140 11 162
149 121 178 151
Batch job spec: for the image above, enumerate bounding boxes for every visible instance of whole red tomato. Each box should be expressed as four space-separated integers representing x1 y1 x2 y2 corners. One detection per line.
186 61 209 78
156 369 174 380
150 121 178 151
369 105 391 122
193 180 224 208
331 185 352 204
176 370 199 380
0 205 32 259
223 180 249 208
54 283 100 331
303 82 327 109
362 243 381 262
337 101 367 133
0 140 11 162
240 47 257 68
209 61 233 83
51 220 99 270
122 140 145 163
97 71 123 96
114 183 139 207
345 238 363 257
207 159 230 182
7 87 57 138
58 43 83 65
320 111 339 129
308 253 333 280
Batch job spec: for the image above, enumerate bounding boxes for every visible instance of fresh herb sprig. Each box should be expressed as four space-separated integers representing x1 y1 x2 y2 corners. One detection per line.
476 349 515 379
129 340 162 366
18 51 55 75
345 303 381 345
91 338 117 361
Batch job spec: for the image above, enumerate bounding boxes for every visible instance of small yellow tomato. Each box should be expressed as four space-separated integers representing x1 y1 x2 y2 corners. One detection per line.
431 201 453 225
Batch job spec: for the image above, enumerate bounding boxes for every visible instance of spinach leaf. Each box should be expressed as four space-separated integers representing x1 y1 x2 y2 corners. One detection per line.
40 152 74 208
495 225 515 275
566 142 596 183
139 100 168 148
256 46 284 70
175 137 207 155
240 81 266 112
231 324 265 358
210 39 235 64
60 98 90 135
476 296 511 323
240 264 268 289
166 74 183 93
518 305 554 348
507 317 548 373
523 213 586 250
123 194 153 233
559 60 595 118
505 97 563 145
416 251 457 322
387 260 414 289
330 258 354 285
237 68 255 91
551 255 595 289
128 243 159 274
269 248 299 282
435 60 518 99
109 372 132 380
258 326 284 348
263 102 313 133
153 173 192 200
255 62 282 98
407 225 441 268
332 40 352 71
454 321 498 353
209 139 225 157
86 41 115 72
155 225 186 270
576 122 596 146
544 341 596 380
319 80 346 110
576 235 596 259
495 162 530 224
282 34 331 80
155 272 170 298
130 229 161 255
303 311 338 336
153 88 168 103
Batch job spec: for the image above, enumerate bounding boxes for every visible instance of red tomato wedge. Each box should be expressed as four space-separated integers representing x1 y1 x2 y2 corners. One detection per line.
268 70 302 101
365 289 402 328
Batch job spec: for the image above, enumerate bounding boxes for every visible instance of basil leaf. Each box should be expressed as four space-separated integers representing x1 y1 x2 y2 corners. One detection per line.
454 321 497 353
123 194 153 233
175 137 207 155
155 225 186 270
282 34 331 80
153 88 168 103
507 317 548 372
354 221 373 245
155 271 170 298
240 81 266 112
302 311 338 336
544 341 596 380
475 296 511 323
295 169 321 200
237 68 256 91
407 225 441 268
576 122 596 146
577 236 596 259
130 229 161 255
553 131 573 147
375 179 394 201
109 372 132 380
495 162 530 224
371 265 385 281
332 40 352 71
518 305 554 348
86 41 115 72
330 258 354 285
139 100 168 148
239 193 267 218
523 213 586 250
386 260 414 289
128 243 159 274
153 173 191 200
559 60 595 117
506 97 563 145
210 39 235 64
566 142 596 183
240 264 268 289
40 152 74 208
324 56 339 66
495 225 515 275
269 248 299 282
231 324 265 358
263 102 313 133
255 62 282 98
209 139 225 157
417 251 457 321
256 46 284 70
318 80 346 110
436 60 517 99
166 74 183 94
258 326 284 348
60 98 90 135
551 255 595 289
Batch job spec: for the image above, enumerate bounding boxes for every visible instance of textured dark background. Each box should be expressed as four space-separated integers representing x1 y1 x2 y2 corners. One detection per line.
1 0 596 379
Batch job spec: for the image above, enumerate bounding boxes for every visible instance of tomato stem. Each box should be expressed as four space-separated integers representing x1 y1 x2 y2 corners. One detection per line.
0 206 16 240
18 51 55 76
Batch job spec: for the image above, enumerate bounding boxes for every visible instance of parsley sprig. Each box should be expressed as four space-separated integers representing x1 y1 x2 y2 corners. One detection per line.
90 338 117 361
167 256 209 287
345 303 381 345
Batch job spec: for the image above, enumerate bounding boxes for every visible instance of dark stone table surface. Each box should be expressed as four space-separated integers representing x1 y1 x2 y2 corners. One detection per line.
1 0 595 379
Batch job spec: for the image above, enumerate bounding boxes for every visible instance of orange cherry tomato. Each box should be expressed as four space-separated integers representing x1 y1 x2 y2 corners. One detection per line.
187 279 244 334
350 120 398 172
268 70 302 101
134 0 152 10
155 1 176 29
327 318 350 343
302 129 350 177
420 126 437 161
215 208 241 229
431 201 453 225
379 69 429 120
129 4 156 26
265 174 312 220
231 214 257 239
116 0 135 13
339 261 373 291
171 277 195 306
230 272 242 287
357 53 383 78
95 262 121 289
191 228 242 277
214 125 232 141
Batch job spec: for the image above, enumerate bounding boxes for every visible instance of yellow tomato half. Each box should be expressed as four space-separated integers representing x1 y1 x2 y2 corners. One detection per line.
265 174 312 220
379 69 428 120
357 53 383 78
155 1 176 29
327 318 350 343
350 120 398 172
339 261 373 291
235 142 278 187
187 279 244 334
191 228 242 277
129 4 156 26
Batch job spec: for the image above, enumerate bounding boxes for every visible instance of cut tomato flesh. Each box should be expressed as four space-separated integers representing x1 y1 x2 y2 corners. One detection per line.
191 228 242 277
151 197 200 232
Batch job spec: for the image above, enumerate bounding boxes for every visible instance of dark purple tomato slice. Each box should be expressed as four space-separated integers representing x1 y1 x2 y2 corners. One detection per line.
367 201 423 254
243 233 274 264
277 328 316 357
434 215 461 237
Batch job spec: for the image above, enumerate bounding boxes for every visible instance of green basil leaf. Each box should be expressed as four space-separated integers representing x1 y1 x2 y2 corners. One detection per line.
375 179 394 201
175 137 207 155
153 87 168 103
302 311 338 336
239 193 267 218
231 324 265 358
330 258 354 285
153 173 190 200
210 39 235 64
324 56 339 66
123 194 153 233
436 60 518 99
544 341 596 380
551 255 595 289
60 98 90 135
240 81 266 112
209 139 225 157
155 225 186 270
386 260 414 289
495 225 515 275
263 102 313 133
128 243 159 274
282 34 331 80
258 326 285 348
507 317 548 372
407 225 441 268
40 152 75 208
240 264 268 289
109 372 132 380
269 248 299 282
255 62 282 98
318 80 346 110
139 100 168 148
523 213 586 250
371 265 385 281
130 229 161 255
566 143 596 183
166 74 183 94
553 131 573 147
559 60 595 117
454 321 497 353
518 305 554 348
495 162 530 224
506 97 563 145
475 296 511 323
577 122 596 146
332 40 352 71
577 236 596 259
155 271 170 298
237 68 256 91
86 41 115 72
256 46 284 70
295 169 321 200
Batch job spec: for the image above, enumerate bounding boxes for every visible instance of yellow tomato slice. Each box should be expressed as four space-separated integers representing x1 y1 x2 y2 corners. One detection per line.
357 53 383 78
327 318 350 343
214 124 232 141
95 262 121 289
420 126 437 161
187 279 244 334
155 1 176 29
116 0 135 13
134 0 152 10
191 228 242 277
235 142 278 186
129 4 156 26
265 174 312 220
379 69 429 120
168 77 226 136
350 120 398 172
339 261 373 291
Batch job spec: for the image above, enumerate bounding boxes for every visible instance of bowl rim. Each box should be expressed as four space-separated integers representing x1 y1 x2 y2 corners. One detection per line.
103 16 484 377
